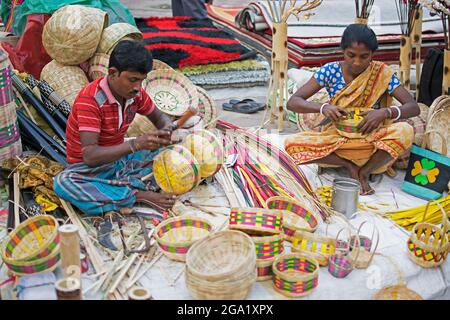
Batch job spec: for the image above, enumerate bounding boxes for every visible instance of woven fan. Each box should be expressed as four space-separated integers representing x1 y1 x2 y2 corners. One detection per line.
196 86 217 129
143 69 199 116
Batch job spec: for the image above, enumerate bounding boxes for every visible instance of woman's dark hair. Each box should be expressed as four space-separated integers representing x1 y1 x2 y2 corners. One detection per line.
109 40 153 74
340 24 378 51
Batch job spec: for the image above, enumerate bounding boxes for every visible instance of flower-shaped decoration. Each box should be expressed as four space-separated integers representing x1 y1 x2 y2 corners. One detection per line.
411 158 440 185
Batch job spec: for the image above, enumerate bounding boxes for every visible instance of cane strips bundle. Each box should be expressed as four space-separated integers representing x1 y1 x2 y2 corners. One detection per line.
1 215 61 275
354 0 375 24
272 253 319 298
154 216 213 262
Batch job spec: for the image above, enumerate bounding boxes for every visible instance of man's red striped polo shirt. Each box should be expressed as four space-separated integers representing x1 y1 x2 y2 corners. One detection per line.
66 76 155 164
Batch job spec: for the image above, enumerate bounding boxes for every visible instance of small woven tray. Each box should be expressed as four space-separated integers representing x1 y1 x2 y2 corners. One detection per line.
154 216 213 262
229 207 283 235
373 284 423 300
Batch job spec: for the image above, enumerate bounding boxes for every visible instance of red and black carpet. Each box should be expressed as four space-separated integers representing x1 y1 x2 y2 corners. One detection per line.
135 17 257 69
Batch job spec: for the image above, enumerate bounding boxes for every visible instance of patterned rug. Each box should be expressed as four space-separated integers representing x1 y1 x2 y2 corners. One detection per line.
136 16 257 69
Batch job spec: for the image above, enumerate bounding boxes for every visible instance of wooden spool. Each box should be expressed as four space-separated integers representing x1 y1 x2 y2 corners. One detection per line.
399 35 412 90
128 286 152 300
443 49 450 96
59 224 81 280
55 277 82 300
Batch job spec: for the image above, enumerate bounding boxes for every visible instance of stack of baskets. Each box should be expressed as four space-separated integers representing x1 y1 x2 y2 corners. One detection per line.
1 215 61 276
229 207 284 281
185 230 257 300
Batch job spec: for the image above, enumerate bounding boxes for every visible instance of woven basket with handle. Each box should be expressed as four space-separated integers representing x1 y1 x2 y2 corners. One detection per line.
97 23 143 54
42 5 108 65
40 60 89 106
185 230 257 300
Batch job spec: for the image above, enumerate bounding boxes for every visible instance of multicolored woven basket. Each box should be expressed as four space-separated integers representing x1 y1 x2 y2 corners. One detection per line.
335 119 365 139
153 144 201 195
272 253 319 298
251 233 284 261
256 259 274 281
154 216 213 262
328 253 353 278
229 207 283 235
88 53 109 81
0 63 13 106
266 196 318 240
1 215 61 275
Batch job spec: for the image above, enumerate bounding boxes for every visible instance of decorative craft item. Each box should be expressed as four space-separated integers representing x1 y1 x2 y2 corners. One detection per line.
196 86 217 129
126 114 157 138
335 109 365 138
266 196 318 239
327 228 356 278
251 233 284 281
229 207 283 235
183 129 223 179
153 145 200 195
1 215 61 275
88 53 110 81
261 0 322 131
42 5 108 65
291 230 348 266
40 60 89 106
185 230 257 300
348 222 379 269
395 0 421 90
402 130 450 200
272 252 319 298
154 216 213 262
97 23 142 54
407 200 448 268
143 69 199 116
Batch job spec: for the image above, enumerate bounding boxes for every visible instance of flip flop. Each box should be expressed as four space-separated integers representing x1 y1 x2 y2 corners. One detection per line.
222 101 259 114
229 98 266 111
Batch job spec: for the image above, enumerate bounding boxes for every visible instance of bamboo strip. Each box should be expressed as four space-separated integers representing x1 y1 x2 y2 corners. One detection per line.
13 172 20 229
127 251 163 289
126 246 157 289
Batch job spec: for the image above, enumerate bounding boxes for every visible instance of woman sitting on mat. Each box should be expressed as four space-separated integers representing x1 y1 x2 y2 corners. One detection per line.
285 24 420 195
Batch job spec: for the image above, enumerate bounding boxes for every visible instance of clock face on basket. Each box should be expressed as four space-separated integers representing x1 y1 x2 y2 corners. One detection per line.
143 69 199 116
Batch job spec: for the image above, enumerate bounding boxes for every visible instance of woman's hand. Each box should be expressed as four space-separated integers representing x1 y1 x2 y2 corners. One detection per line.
357 109 388 135
322 104 348 122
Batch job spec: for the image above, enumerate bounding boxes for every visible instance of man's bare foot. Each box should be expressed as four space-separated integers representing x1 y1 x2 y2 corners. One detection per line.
136 191 177 212
358 170 375 196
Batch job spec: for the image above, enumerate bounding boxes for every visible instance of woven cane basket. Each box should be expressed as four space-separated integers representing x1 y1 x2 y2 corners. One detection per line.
348 222 379 269
272 253 319 298
40 60 89 106
153 145 200 195
426 95 450 157
185 230 257 300
0 50 14 106
183 129 223 179
143 69 199 116
335 118 365 139
407 201 448 268
196 86 217 129
154 216 213 262
152 59 173 71
266 196 318 239
1 215 61 275
373 285 423 300
42 5 108 65
0 101 22 161
256 259 275 281
88 53 109 81
126 114 157 138
229 207 283 235
97 23 142 54
291 230 348 266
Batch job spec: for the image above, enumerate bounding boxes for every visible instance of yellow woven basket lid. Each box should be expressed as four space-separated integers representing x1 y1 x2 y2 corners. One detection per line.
153 145 200 195
40 60 89 106
97 22 143 54
42 5 108 65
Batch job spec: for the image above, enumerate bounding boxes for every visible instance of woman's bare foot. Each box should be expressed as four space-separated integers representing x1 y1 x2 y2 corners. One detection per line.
136 191 177 212
344 163 360 182
358 169 375 196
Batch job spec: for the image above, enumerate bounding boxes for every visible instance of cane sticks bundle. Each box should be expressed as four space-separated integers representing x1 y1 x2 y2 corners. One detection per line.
395 0 421 90
262 0 322 132
354 0 375 24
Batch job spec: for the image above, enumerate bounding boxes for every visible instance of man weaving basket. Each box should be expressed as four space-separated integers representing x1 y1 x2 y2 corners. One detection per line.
54 40 177 215
285 24 420 195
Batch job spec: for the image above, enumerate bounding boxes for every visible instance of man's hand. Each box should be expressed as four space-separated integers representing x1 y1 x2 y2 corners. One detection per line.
322 104 348 122
357 109 388 135
135 130 172 150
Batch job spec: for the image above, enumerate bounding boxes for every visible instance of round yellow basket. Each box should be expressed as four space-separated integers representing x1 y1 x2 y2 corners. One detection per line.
153 145 200 195
97 23 143 54
183 129 223 179
42 5 108 65
154 216 213 262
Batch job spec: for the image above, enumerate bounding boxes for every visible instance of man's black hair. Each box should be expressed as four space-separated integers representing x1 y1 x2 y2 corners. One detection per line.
109 40 153 74
341 24 378 51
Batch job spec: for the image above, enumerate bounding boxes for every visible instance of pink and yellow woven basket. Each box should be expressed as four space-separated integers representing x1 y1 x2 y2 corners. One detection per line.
229 207 283 235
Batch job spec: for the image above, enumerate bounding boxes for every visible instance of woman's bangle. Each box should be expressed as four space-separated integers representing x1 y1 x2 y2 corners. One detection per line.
320 103 329 116
391 105 402 121
385 107 392 119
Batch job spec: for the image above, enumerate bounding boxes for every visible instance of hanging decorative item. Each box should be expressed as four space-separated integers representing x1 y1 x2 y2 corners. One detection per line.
395 0 421 90
261 0 322 131
420 1 450 94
